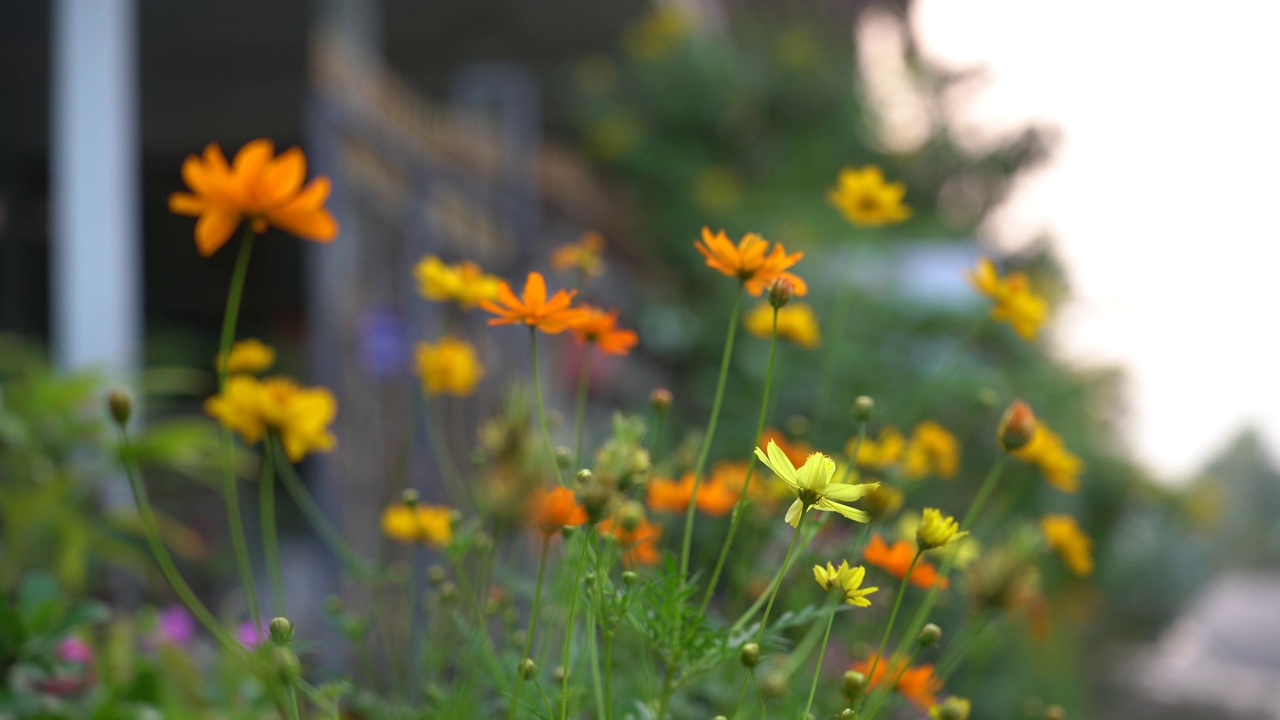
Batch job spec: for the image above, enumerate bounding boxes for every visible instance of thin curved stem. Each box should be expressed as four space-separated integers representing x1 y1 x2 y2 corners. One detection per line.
117 428 246 657
573 349 592 469
258 448 285 616
508 536 551 720
802 597 840 720
680 287 745 578
701 306 779 610
216 231 262 629
269 437 375 579
530 328 565 487
560 533 592 720
855 550 921 716
838 420 868 485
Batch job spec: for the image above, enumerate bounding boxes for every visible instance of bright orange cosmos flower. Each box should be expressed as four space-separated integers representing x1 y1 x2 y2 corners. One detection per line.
598 516 662 567
645 467 741 517
480 272 579 334
863 534 948 589
169 140 337 257
551 230 607 277
527 487 588 536
694 228 808 296
851 655 942 709
567 305 639 355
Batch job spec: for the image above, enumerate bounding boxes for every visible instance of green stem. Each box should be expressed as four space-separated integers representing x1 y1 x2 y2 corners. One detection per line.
902 316 987 425
560 533 592 720
838 420 868 485
269 437 374 578
813 279 855 429
259 447 285 616
508 536 551 720
893 453 1008 681
802 598 840 720
855 550 921 716
588 535 608 720
649 409 666 465
285 686 302 720
117 429 246 656
701 306 779 611
420 393 469 505
734 512 810 718
863 644 924 720
728 519 821 635
530 328 565 487
680 287 745 579
602 630 615 720
574 349 592 469
655 665 676 720
217 230 261 629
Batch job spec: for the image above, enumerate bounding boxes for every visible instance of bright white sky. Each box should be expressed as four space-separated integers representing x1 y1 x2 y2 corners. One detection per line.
911 0 1280 482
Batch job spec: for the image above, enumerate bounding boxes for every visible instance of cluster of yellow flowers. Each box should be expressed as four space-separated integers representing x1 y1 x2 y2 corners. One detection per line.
968 258 1049 341
847 422 961 481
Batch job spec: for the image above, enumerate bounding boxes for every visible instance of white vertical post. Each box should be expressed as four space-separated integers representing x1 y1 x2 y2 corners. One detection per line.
51 0 140 376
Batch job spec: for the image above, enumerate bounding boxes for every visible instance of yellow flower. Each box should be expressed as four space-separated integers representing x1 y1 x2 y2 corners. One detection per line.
412 255 503 309
813 560 879 607
967 258 1048 341
916 508 967 551
1041 514 1094 576
414 337 484 397
381 504 454 548
204 375 337 461
743 301 822 349
929 697 972 720
902 421 960 480
1013 423 1084 493
754 440 878 527
624 4 689 60
861 484 905 520
551 231 607 278
826 166 912 228
846 427 905 469
216 338 275 375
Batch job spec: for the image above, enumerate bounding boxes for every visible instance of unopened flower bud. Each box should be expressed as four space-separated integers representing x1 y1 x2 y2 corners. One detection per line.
650 388 673 414
918 623 942 648
786 414 810 438
555 446 573 468
439 581 457 602
583 571 595 585
842 670 866 698
268 617 294 645
767 278 795 309
740 642 761 668
552 665 567 683
1043 705 1066 720
853 396 875 422
519 658 537 680
840 710 855 719
713 716 728 720
425 683 444 704
622 570 638 585
618 500 645 533
976 387 1000 409
760 672 786 698
427 565 447 584
575 468 594 485
998 400 1037 452
107 388 133 427
511 630 528 648
400 488 420 507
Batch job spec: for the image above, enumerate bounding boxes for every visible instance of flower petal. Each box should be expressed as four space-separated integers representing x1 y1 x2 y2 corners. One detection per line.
784 498 804 527
822 481 879 502
194 209 242 257
815 498 870 523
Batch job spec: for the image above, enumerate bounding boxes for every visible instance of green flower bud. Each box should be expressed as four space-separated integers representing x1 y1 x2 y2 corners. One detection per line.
107 388 133 427
918 622 943 648
400 488 420 507
853 395 875 422
427 565 447 584
519 658 537 680
268 617 294 646
842 670 866 698
740 642 762 668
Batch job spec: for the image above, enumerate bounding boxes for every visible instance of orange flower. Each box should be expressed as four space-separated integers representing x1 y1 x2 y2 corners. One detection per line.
863 534 948 589
169 140 337 257
645 464 742 517
551 230 606 277
694 228 808 296
851 655 942 709
481 272 579 334
598 516 662 566
567 305 639 355
527 487 588 536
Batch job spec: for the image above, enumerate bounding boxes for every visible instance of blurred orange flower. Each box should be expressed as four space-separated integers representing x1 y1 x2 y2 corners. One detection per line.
169 140 337 257
863 534 948 589
694 228 808 297
481 272 579 334
551 230 606 277
567 305 639 355
851 655 942 709
758 429 813 467
599 516 662 567
646 464 742 517
527 487 588 536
